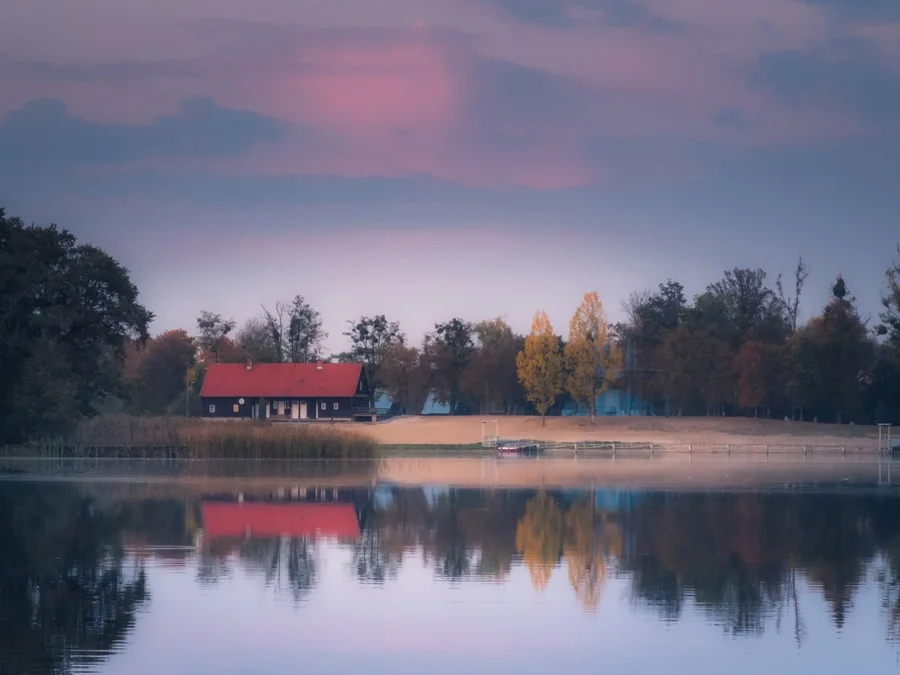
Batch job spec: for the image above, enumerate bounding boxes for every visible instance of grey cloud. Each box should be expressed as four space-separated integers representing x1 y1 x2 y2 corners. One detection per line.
0 97 287 182
473 0 682 31
467 57 583 128
800 0 900 21
714 108 745 127
749 41 900 127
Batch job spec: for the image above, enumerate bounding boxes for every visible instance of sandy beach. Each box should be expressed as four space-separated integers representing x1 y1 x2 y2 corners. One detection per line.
357 415 884 448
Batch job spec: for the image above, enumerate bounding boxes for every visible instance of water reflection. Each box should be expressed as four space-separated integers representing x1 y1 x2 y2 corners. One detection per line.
4 475 900 673
0 483 148 675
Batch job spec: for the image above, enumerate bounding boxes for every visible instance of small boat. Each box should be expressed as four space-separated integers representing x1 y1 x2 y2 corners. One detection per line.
495 440 541 456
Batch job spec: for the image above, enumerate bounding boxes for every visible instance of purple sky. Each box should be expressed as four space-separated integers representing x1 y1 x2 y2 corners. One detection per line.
2 0 899 353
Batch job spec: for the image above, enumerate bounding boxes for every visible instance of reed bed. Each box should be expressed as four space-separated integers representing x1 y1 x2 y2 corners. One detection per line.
4 415 376 460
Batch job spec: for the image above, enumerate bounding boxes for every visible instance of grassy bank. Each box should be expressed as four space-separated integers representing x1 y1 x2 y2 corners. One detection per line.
3 415 376 460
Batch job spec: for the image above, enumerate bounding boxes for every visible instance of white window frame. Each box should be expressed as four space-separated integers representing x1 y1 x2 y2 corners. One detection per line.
320 402 327 410
333 402 339 411
209 404 215 414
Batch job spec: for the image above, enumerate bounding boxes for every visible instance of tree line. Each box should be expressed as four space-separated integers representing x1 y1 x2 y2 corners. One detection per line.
2 206 899 443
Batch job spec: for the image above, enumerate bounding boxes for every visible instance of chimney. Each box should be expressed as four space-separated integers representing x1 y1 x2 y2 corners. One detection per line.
316 361 323 370
246 358 253 370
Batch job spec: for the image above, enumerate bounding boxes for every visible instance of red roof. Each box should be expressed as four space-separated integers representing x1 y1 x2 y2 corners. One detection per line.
201 502 362 539
200 362 363 398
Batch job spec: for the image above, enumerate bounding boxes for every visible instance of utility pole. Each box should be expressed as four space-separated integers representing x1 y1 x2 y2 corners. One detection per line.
185 366 190 417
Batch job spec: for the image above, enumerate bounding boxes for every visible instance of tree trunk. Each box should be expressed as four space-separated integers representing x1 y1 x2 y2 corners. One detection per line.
541 412 546 427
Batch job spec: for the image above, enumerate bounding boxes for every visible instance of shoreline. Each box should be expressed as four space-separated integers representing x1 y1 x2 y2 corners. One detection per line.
3 455 899 492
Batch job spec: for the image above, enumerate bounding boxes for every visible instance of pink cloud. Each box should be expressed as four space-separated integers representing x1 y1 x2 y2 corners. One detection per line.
0 0 887 189
220 34 464 134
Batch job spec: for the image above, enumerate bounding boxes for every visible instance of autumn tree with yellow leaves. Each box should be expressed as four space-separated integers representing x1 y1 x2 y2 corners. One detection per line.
564 292 621 424
516 310 564 426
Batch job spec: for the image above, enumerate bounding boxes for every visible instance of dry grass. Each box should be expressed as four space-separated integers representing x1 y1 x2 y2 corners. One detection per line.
11 415 376 460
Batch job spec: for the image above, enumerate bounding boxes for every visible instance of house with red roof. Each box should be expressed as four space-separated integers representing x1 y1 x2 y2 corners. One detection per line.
199 360 373 421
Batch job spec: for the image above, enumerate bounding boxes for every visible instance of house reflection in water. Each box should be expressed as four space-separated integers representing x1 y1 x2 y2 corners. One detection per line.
199 487 371 544
194 486 373 599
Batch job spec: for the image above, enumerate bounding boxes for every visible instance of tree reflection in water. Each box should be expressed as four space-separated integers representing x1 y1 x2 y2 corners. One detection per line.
0 483 148 675
363 486 900 642
515 491 563 591
7 477 900 671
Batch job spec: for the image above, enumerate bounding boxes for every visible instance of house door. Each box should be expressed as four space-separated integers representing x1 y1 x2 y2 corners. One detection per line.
277 401 285 416
291 402 300 420
300 402 308 420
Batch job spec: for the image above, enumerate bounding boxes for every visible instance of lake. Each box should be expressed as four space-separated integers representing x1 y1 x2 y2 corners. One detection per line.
3 456 900 674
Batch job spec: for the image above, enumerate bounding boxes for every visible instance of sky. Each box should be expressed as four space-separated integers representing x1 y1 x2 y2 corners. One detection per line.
1 0 899 354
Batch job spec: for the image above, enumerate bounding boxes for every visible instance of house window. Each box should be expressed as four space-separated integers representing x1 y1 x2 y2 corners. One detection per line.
209 404 215 414
333 402 339 411
272 401 278 411
233 403 239 413
321 402 327 410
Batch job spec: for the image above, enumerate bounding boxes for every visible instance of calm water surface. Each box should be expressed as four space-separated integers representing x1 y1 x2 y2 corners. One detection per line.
3 458 900 674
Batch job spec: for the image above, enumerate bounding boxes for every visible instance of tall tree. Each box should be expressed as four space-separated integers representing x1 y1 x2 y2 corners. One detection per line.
261 302 288 362
777 256 810 336
734 340 766 415
564 292 620 424
516 310 563 426
261 295 327 362
286 295 326 362
0 208 153 442
425 318 474 414
614 280 686 415
125 329 196 414
380 343 429 415
870 247 900 423
235 317 280 363
707 268 787 345
816 276 874 423
195 311 236 362
344 315 405 390
786 328 823 421
660 325 704 415
461 317 524 414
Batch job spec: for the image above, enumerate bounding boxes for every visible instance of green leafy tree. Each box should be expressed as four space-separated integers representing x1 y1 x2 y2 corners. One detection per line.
425 318 474 414
344 314 405 389
195 311 236 362
286 295 327 362
261 295 327 363
879 245 900 363
461 317 524 414
817 276 874 423
706 267 788 346
235 317 280 363
380 343 429 414
0 208 153 443
126 329 196 414
776 256 810 336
